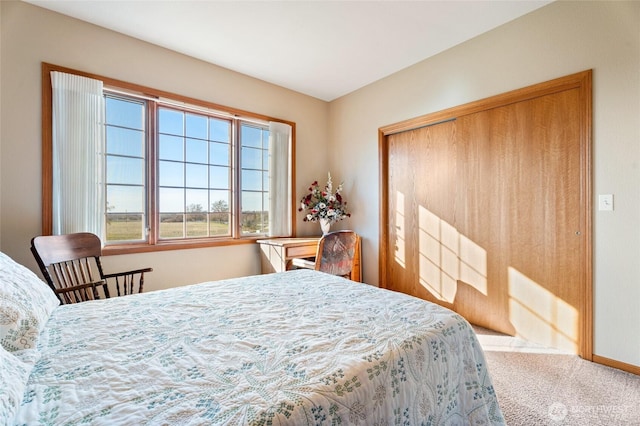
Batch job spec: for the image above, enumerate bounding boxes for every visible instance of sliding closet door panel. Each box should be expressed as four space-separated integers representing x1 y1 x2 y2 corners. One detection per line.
387 120 457 306
456 89 584 353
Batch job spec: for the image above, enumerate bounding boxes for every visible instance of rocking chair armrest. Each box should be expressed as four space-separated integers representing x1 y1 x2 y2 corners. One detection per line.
102 267 153 279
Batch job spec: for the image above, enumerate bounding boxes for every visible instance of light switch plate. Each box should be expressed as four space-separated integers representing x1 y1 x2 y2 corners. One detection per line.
598 194 613 211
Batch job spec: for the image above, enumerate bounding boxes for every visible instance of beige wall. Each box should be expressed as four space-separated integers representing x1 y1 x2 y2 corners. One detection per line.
329 1 640 366
0 1 329 288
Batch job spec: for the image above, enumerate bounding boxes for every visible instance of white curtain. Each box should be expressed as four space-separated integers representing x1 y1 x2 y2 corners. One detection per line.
268 122 292 236
51 71 105 239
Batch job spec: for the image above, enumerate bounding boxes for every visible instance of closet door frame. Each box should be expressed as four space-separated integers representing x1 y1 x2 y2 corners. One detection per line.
378 70 592 358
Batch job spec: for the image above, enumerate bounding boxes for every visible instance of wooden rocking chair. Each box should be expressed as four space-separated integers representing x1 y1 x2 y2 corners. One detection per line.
31 232 152 304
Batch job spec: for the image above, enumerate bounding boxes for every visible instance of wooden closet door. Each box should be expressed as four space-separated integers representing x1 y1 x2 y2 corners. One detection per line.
382 71 591 356
387 120 458 305
455 89 585 354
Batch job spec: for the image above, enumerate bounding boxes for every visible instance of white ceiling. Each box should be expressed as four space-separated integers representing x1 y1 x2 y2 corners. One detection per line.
25 0 552 101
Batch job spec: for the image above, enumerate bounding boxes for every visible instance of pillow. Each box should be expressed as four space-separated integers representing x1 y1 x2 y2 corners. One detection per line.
0 347 31 425
0 252 60 353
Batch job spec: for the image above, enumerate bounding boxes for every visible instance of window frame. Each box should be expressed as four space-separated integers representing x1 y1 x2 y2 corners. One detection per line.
41 62 296 255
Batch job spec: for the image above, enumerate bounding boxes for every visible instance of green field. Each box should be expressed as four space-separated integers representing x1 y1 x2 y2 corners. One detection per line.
106 218 265 241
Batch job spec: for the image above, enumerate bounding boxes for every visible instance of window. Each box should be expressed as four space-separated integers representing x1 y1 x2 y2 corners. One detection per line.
239 123 270 235
155 106 234 240
42 63 295 254
105 95 147 242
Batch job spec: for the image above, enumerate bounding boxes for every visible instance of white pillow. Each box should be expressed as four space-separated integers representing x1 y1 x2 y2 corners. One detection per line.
0 252 60 352
0 347 31 424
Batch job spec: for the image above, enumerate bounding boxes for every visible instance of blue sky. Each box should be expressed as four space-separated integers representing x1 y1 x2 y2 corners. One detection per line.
105 96 268 214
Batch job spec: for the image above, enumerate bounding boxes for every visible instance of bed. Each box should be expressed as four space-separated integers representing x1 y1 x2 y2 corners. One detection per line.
0 251 504 425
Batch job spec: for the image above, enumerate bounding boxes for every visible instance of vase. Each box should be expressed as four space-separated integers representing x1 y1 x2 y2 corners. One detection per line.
320 218 331 235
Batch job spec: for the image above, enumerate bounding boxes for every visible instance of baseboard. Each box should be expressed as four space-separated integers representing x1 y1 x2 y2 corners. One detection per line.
593 354 640 375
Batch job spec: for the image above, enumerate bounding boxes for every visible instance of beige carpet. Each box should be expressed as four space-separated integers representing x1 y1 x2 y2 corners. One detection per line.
473 326 640 425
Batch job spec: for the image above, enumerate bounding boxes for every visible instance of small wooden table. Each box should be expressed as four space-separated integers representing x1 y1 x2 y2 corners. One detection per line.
256 237 362 282
257 237 320 273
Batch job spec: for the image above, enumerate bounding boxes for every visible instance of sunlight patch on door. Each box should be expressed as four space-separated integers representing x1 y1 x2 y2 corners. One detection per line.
418 206 487 302
508 267 579 354
459 234 487 294
394 191 406 268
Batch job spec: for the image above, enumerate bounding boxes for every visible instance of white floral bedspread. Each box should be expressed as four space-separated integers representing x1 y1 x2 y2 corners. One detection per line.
14 269 504 425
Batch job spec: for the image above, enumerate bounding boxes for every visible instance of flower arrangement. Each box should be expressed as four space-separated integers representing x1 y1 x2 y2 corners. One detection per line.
299 172 350 224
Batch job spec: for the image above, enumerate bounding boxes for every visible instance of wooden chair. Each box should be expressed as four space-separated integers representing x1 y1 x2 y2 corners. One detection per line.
291 230 361 281
31 232 152 304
